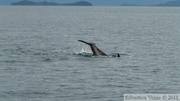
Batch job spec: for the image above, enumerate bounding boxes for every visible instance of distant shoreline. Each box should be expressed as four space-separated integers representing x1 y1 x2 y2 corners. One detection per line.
11 0 92 6
7 0 180 7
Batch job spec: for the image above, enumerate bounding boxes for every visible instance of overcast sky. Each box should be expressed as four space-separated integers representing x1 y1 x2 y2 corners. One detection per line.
0 0 173 6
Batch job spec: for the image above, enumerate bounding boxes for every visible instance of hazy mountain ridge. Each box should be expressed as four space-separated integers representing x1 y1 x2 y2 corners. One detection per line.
11 0 92 6
0 0 179 6
158 0 180 6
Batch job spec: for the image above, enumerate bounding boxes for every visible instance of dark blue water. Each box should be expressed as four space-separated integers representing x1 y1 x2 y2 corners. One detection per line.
0 6 180 101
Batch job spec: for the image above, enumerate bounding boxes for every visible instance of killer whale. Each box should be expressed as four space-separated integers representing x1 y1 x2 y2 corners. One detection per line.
78 40 120 57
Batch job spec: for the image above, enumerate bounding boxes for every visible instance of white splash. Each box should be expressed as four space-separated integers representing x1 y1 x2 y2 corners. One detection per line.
74 43 93 56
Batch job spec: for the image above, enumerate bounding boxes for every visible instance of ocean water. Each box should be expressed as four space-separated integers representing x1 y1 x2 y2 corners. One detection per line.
0 6 180 101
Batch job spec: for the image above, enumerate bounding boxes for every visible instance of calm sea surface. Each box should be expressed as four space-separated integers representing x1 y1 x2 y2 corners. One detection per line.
0 6 180 101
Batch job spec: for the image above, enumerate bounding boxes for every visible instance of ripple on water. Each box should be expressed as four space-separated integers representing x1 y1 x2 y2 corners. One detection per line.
3 90 51 98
